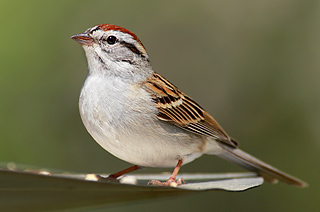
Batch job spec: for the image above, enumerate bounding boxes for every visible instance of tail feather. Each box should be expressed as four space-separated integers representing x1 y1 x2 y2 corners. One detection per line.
218 144 308 187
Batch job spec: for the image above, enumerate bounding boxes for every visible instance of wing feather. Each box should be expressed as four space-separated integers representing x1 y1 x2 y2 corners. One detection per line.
144 72 237 147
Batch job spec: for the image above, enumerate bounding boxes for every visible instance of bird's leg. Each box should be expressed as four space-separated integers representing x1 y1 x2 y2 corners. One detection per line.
148 159 185 186
97 165 142 181
108 165 142 179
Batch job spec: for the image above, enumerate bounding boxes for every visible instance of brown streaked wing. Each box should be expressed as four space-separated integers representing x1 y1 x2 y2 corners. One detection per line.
144 73 237 147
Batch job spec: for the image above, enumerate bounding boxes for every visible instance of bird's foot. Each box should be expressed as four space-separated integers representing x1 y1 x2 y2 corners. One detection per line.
148 177 185 187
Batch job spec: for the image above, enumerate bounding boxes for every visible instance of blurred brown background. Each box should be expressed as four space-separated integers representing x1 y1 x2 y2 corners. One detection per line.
0 0 318 211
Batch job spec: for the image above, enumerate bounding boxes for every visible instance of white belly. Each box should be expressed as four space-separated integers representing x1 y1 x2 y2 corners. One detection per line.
79 75 218 167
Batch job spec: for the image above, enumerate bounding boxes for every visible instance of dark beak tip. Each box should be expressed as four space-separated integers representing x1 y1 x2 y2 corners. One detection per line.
70 35 78 40
71 33 93 45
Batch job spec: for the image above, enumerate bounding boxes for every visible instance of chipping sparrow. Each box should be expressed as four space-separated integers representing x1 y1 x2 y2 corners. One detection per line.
71 24 307 187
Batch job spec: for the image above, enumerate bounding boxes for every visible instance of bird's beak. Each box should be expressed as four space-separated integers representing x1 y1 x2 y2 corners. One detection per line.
71 33 94 45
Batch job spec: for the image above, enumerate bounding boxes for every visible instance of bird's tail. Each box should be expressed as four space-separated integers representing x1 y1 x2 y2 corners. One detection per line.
217 144 308 187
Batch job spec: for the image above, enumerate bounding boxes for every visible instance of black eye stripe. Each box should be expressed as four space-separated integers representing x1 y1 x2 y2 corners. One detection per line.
120 41 145 58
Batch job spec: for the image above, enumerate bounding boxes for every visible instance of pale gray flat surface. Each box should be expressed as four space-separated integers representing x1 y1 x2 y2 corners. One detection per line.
0 164 263 211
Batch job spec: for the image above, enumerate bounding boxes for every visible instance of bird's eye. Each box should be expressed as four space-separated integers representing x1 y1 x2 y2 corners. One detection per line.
106 35 117 45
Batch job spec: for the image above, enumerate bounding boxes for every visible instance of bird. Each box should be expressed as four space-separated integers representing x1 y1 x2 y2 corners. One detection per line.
71 24 307 187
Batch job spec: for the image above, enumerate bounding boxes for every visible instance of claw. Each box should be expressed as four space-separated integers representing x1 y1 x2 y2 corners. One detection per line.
147 178 185 186
176 178 185 185
147 159 185 186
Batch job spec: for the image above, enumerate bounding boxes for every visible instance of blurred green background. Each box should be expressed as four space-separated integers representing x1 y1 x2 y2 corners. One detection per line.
1 0 319 211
